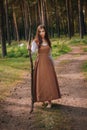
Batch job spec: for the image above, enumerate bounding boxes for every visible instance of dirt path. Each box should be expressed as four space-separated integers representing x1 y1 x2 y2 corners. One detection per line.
0 45 87 130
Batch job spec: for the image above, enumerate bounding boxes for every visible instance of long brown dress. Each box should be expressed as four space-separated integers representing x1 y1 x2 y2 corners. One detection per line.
33 43 61 102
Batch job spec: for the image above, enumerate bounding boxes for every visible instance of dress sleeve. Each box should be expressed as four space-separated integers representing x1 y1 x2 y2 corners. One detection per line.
48 49 54 65
31 40 38 54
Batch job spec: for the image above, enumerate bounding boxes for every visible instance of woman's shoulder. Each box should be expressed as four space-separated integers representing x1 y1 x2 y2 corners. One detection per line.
32 39 39 46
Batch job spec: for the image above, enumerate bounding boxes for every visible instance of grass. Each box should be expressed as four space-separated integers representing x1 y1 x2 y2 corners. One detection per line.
51 39 72 59
68 35 87 45
0 41 38 100
0 57 30 100
0 39 72 59
82 61 87 80
30 104 72 130
51 35 87 46
83 47 87 52
68 38 87 45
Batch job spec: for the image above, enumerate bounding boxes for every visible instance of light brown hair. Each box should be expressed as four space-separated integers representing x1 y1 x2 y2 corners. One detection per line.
34 24 52 49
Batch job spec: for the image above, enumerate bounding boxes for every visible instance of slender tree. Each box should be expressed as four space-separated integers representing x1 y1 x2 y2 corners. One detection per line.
22 0 29 41
0 0 7 57
5 0 11 45
12 4 20 42
69 0 74 36
54 0 60 37
78 0 84 38
66 0 72 38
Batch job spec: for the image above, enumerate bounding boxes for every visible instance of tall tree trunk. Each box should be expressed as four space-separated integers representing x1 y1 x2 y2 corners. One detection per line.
23 0 29 41
78 0 84 38
83 1 87 34
4 0 11 45
40 0 44 24
54 0 60 37
19 2 25 39
43 0 48 26
12 4 19 42
66 0 72 38
38 0 42 24
0 0 7 57
69 0 74 36
35 3 38 27
38 0 48 25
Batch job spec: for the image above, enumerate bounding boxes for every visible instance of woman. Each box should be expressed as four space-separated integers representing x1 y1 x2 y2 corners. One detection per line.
27 24 61 108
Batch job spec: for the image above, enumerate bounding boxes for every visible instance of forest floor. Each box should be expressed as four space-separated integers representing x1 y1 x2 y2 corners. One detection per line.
0 45 87 130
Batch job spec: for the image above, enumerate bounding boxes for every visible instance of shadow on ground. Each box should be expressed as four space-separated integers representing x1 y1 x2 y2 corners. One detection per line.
0 102 87 130
31 103 87 130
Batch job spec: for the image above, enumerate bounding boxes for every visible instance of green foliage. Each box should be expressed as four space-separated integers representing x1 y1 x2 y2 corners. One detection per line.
83 48 87 52
0 57 30 100
82 61 87 78
52 40 72 58
68 37 87 45
6 44 29 58
81 61 87 80
83 61 87 71
0 39 72 59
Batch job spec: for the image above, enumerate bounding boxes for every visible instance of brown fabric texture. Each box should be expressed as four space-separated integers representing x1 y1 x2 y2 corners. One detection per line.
33 45 61 102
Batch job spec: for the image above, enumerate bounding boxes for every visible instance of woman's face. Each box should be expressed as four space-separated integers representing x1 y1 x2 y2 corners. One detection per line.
39 28 45 38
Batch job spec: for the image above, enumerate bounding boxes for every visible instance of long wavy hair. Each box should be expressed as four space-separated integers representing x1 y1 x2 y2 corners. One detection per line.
34 24 52 49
